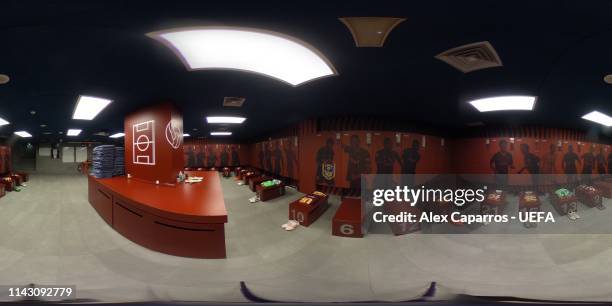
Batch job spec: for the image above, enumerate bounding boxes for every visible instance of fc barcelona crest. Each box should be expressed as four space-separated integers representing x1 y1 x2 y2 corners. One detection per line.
322 161 335 181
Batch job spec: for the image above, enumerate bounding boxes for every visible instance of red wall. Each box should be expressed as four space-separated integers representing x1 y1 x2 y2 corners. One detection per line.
290 124 611 193
183 139 250 168
124 103 184 185
296 130 450 193
250 137 299 179
452 136 611 174
0 146 11 174
178 120 612 194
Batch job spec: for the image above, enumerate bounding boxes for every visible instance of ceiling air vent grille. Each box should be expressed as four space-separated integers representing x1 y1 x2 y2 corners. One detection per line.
223 97 246 107
435 41 502 73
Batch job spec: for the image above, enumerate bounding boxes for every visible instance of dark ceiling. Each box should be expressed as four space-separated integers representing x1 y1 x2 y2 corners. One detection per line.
0 0 611 143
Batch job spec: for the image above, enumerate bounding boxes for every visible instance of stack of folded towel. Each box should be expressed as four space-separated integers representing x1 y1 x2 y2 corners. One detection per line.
113 147 125 176
91 145 115 178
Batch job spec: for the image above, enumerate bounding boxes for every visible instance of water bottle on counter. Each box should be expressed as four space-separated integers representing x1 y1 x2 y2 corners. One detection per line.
177 171 186 183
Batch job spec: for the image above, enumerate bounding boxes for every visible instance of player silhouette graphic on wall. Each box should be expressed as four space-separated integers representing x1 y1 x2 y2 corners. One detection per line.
608 150 612 175
206 146 217 168
595 147 606 175
196 146 204 167
4 149 9 173
273 141 283 175
375 137 402 188
220 146 229 166
517 143 540 189
490 140 514 188
376 138 402 174
316 138 335 185
541 143 556 174
581 146 595 176
0 148 8 173
185 146 195 168
540 143 557 186
259 142 265 170
264 143 273 172
284 142 297 178
401 139 420 187
344 135 371 191
562 144 579 185
231 145 240 166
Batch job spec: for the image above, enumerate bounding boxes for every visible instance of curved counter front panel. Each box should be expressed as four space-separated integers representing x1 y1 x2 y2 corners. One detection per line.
87 171 227 259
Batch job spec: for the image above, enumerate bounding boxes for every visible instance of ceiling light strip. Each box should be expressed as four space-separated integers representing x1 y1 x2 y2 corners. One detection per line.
147 27 337 86
206 116 246 124
67 129 82 136
211 131 232 136
582 111 612 127
14 131 32 138
468 95 536 112
73 95 113 120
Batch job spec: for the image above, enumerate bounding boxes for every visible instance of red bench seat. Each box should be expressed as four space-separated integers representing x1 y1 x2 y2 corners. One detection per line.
332 197 364 238
550 191 578 216
256 182 286 201
576 185 603 208
288 191 329 227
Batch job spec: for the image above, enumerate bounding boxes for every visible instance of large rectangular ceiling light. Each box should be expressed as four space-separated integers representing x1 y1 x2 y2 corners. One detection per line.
0 117 9 126
206 116 246 124
147 27 337 86
14 131 32 138
582 111 612 127
72 95 113 120
67 129 82 136
468 95 536 112
211 131 232 136
109 132 125 138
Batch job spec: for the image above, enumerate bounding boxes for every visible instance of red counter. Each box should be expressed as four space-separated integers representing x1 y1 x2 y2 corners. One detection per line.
88 171 227 259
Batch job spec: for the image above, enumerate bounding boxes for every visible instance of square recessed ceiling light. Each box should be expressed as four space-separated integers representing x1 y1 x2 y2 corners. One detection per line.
72 95 113 120
468 96 536 112
14 131 32 138
0 117 9 126
183 133 190 137
211 131 232 136
582 111 612 127
206 116 246 124
109 132 125 138
67 129 82 136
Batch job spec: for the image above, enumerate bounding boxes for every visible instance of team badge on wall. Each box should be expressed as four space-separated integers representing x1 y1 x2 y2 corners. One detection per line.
165 120 183 149
322 161 336 181
133 120 156 165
